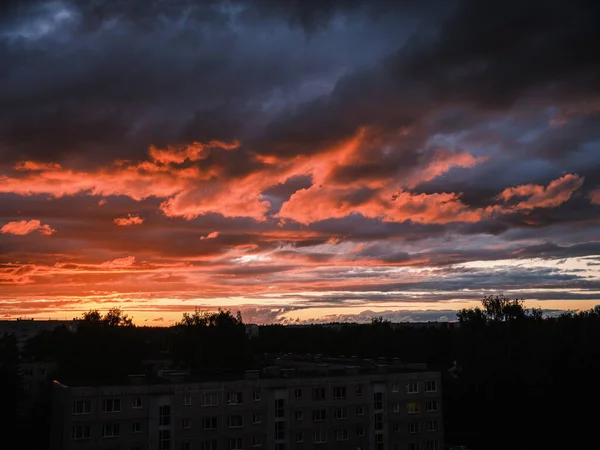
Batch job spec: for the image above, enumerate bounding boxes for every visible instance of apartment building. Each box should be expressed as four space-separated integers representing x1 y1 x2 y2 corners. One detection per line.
51 358 443 450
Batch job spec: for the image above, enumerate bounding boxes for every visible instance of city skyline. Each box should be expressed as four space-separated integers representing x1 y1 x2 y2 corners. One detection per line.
1 0 600 324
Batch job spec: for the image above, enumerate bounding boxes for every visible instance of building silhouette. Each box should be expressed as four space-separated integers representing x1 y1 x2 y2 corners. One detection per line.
51 356 443 450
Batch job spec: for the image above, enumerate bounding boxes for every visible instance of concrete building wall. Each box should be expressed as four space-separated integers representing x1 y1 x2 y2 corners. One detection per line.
53 371 443 450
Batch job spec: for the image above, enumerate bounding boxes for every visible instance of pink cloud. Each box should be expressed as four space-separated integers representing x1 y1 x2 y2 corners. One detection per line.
589 188 600 205
100 256 136 269
113 214 144 226
200 231 220 240
498 174 584 210
98 199 107 206
1 220 55 236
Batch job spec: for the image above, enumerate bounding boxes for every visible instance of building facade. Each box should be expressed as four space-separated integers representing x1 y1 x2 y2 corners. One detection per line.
52 366 442 450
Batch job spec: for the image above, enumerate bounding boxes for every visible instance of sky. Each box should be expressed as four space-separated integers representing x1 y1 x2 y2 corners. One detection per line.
1 0 600 325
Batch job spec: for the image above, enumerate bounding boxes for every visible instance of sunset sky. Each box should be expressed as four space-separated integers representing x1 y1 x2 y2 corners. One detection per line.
1 0 600 324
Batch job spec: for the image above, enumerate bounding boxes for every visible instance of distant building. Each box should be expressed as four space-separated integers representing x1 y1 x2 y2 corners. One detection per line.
51 356 443 450
0 319 77 350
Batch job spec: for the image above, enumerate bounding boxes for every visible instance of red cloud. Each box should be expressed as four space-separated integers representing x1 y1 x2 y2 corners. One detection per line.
0 220 55 236
113 214 144 226
149 140 239 164
200 231 220 240
100 256 136 268
497 174 584 210
589 188 600 205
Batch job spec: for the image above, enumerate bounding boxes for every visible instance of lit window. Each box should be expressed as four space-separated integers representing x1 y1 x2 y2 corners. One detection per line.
407 402 420 414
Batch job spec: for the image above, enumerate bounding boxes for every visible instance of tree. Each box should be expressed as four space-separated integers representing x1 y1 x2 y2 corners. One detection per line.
481 294 525 321
81 308 133 327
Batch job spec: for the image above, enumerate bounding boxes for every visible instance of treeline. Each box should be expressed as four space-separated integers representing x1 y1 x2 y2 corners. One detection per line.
3 296 600 449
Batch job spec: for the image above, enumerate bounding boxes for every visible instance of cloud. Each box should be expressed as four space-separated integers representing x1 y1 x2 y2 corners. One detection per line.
590 188 600 205
0 219 55 236
100 256 136 269
98 199 107 206
497 174 584 210
200 231 220 240
113 214 144 226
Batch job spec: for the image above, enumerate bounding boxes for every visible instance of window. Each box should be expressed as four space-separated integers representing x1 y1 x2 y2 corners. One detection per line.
312 409 326 422
182 418 191 429
182 443 191 450
102 423 120 438
275 421 285 440
183 395 192 406
133 397 142 408
356 406 364 416
373 392 383 410
253 413 262 424
408 421 421 434
228 415 243 428
202 417 218 430
253 436 262 447
393 403 400 413
355 384 363 396
159 405 171 426
103 398 121 413
313 430 327 444
393 422 401 433
334 407 347 419
275 445 285 450
333 386 346 399
407 402 420 414
335 428 348 441
374 412 383 430
356 425 364 437
295 432 303 443
72 425 90 440
253 391 261 401
203 393 218 407
427 420 438 432
295 410 303 421
275 399 285 418
202 441 218 450
391 383 399 392
228 438 243 450
426 440 439 450
406 382 419 394
228 392 243 405
312 387 325 401
159 430 171 450
426 400 438 412
133 421 142 433
294 388 302 399
425 380 437 392
408 443 421 450
73 399 91 415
